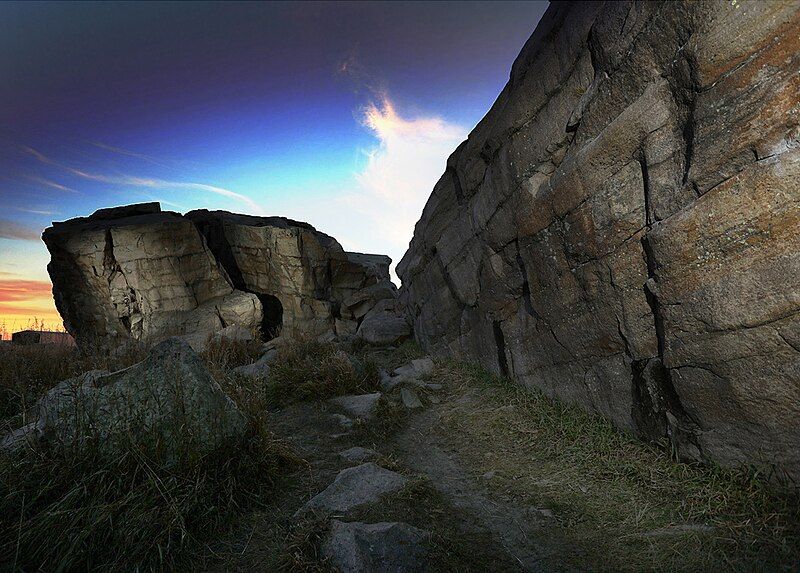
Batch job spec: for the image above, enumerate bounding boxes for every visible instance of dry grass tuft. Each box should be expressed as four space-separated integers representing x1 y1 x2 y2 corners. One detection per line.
265 337 381 406
0 336 296 572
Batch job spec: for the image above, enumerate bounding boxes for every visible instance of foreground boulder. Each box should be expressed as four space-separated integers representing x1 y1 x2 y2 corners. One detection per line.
398 3 800 479
323 520 430 573
2 338 246 460
44 203 401 347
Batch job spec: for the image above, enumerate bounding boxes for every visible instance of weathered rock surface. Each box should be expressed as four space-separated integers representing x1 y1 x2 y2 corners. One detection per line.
2 338 246 459
186 209 394 340
44 203 398 346
322 520 430 573
329 393 383 421
398 2 800 479
338 446 382 464
356 299 412 347
295 463 408 516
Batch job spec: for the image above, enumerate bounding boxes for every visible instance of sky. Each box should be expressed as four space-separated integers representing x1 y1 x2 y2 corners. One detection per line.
0 0 547 336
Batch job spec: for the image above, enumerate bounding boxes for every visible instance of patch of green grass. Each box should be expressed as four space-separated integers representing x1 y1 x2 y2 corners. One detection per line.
265 338 381 406
434 360 800 571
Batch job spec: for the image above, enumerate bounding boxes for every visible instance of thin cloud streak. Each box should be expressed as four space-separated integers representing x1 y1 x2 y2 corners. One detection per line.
25 175 80 194
0 219 41 241
0 279 53 302
89 140 178 170
15 207 59 216
22 145 265 215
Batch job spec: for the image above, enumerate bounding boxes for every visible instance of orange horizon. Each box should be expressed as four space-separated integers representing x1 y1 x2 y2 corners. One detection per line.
0 278 64 339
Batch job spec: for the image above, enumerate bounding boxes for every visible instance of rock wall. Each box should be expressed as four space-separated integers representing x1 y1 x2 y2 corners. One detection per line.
398 1 800 479
44 203 397 347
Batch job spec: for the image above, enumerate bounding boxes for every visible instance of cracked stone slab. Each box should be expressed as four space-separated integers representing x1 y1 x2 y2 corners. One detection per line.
329 392 382 421
295 463 408 517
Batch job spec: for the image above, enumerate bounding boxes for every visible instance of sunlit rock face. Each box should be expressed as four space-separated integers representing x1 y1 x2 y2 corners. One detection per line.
186 209 394 339
44 203 396 347
399 2 800 480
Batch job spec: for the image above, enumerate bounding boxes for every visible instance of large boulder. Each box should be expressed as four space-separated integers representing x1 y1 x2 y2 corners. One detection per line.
1 338 246 460
43 203 261 347
185 209 394 339
398 3 800 479
356 299 412 347
43 203 400 347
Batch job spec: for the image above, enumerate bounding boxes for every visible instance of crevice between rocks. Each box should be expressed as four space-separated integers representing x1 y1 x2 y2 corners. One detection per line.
633 152 701 454
493 320 510 377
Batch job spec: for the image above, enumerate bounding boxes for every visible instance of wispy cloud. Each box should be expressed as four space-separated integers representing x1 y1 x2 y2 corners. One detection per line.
15 207 59 216
274 94 467 280
22 145 264 215
0 279 52 302
25 175 79 194
0 219 41 241
89 140 178 170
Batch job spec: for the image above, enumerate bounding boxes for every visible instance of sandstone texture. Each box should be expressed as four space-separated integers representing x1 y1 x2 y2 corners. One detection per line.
398 1 800 479
44 203 397 346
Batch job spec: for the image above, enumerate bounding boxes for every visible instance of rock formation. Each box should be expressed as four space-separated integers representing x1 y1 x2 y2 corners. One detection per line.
44 203 400 347
398 2 800 479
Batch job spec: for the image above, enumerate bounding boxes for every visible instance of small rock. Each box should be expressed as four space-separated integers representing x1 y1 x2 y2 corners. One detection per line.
424 383 442 391
338 446 381 464
400 388 423 410
295 463 408 516
331 414 354 429
411 358 434 377
323 520 430 573
393 364 417 378
233 349 276 380
481 471 496 480
329 393 382 421
263 336 285 352
428 395 441 404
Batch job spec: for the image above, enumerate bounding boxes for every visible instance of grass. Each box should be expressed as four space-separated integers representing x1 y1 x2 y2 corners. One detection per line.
0 342 147 432
434 360 800 571
0 335 296 573
264 337 383 406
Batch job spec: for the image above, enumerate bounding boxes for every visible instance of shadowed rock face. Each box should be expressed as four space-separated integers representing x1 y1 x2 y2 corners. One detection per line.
398 2 800 479
44 203 396 346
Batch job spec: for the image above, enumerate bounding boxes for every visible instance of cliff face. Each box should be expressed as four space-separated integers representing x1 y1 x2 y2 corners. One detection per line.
44 203 397 347
398 1 800 478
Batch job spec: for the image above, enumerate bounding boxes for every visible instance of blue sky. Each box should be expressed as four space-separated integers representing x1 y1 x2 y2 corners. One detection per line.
0 0 547 332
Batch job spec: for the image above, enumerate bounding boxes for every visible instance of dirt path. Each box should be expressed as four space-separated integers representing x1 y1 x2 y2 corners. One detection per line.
392 407 571 572
202 368 577 572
